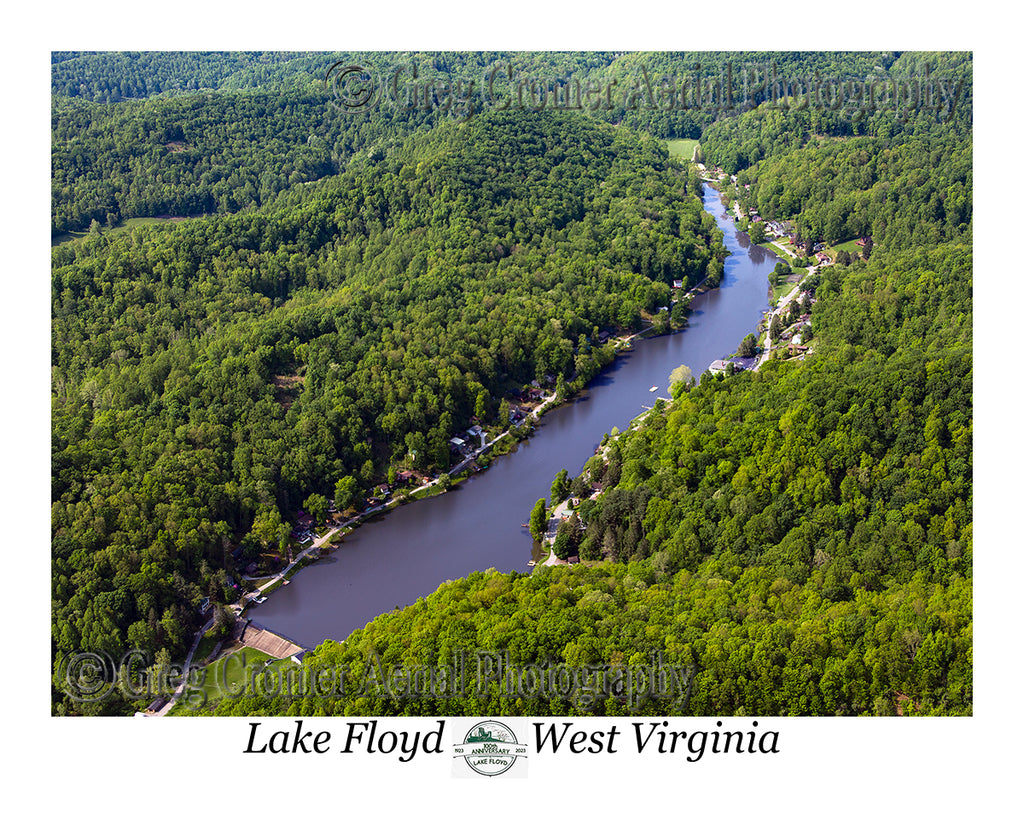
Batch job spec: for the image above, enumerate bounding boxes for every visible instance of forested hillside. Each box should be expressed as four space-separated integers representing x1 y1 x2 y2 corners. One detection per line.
51 110 722 713
210 242 972 717
199 75 971 718
52 50 951 234
51 51 971 718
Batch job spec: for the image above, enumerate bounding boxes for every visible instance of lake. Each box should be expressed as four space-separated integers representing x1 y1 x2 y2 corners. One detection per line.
252 183 775 649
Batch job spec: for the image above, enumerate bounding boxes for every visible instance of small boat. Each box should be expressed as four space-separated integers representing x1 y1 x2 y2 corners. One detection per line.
649 385 658 392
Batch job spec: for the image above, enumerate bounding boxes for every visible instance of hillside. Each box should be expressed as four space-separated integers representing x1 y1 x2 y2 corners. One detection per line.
51 110 722 714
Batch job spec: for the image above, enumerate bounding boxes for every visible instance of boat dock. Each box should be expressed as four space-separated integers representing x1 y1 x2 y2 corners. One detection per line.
237 620 305 659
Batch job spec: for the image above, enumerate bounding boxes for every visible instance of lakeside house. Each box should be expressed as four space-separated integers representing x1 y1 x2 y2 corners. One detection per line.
708 359 747 374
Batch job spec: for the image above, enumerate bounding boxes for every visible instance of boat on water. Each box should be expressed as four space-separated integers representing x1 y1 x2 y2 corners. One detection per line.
649 385 658 392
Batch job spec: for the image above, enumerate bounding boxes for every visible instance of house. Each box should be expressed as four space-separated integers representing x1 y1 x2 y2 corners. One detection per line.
396 470 415 484
672 279 684 289
297 511 313 528
708 359 731 373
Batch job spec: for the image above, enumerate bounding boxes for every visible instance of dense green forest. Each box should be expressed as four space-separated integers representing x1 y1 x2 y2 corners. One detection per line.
52 50 959 234
51 109 722 713
51 51 971 717
206 241 972 717
736 131 971 251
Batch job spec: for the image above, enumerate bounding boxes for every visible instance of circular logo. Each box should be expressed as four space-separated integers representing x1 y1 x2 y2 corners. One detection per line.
454 720 527 777
325 62 378 112
61 651 117 703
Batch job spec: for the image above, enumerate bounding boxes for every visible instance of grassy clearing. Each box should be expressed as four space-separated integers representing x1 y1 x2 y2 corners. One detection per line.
665 138 700 162
829 238 863 257
758 241 787 258
190 632 220 666
52 216 197 247
172 646 293 713
772 280 799 303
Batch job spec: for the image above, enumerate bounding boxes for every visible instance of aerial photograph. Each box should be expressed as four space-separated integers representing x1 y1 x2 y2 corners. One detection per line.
50 50 974 725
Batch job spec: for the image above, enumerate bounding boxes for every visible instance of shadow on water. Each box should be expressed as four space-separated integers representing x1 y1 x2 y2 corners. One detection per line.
529 539 545 564
748 244 773 265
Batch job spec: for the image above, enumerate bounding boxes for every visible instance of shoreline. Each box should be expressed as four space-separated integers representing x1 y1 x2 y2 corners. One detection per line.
174 185 732 681
154 323 692 711
214 323 696 626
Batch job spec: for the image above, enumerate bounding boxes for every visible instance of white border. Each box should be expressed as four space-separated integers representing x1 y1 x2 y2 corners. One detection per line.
14 2 1016 812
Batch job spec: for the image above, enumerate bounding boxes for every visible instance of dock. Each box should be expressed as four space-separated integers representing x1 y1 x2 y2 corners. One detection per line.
237 620 305 659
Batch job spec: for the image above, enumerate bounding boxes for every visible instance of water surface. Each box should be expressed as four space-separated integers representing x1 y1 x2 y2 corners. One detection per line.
253 184 774 648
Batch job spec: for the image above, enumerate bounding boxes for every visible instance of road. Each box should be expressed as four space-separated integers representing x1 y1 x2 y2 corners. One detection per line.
150 616 213 716
754 263 818 371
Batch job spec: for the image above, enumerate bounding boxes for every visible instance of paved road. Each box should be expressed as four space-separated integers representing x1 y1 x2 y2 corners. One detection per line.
755 263 817 371
150 616 213 716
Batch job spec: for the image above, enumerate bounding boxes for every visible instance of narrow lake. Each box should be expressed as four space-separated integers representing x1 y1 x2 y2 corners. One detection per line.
253 183 775 648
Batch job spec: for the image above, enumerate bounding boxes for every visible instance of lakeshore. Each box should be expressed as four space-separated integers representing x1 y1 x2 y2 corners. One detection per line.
243 181 773 653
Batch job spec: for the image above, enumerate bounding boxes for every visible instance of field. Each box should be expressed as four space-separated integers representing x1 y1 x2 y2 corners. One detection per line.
828 238 864 258
51 216 195 247
170 646 297 713
664 138 700 162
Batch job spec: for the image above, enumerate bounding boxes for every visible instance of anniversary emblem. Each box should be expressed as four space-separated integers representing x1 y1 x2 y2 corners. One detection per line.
453 721 528 777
